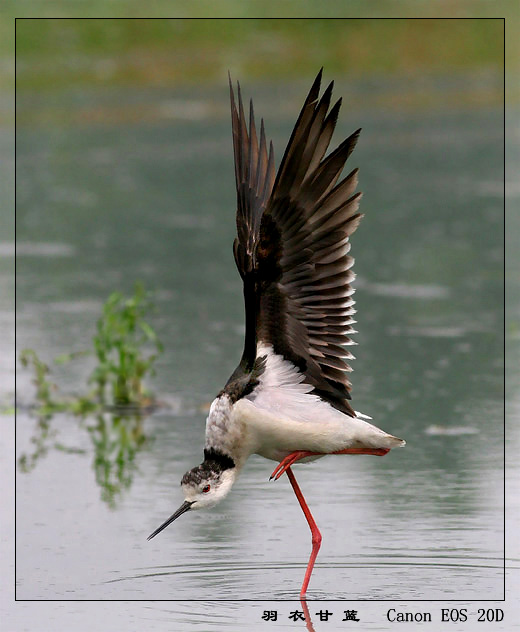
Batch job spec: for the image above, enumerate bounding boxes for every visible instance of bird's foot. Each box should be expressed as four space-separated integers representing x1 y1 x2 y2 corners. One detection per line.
269 451 321 481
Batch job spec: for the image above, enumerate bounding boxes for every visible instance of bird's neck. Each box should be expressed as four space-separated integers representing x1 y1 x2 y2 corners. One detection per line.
203 446 236 470
205 393 252 471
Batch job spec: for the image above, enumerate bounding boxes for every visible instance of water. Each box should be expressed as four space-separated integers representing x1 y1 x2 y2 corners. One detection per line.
8 77 515 629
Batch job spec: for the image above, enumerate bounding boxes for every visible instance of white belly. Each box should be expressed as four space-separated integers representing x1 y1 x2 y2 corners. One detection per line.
232 397 405 462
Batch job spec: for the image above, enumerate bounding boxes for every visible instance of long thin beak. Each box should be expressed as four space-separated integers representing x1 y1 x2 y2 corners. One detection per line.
147 500 194 540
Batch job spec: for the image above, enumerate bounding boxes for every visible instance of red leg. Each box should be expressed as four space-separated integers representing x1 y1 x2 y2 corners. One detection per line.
270 447 390 481
286 466 322 598
333 447 390 456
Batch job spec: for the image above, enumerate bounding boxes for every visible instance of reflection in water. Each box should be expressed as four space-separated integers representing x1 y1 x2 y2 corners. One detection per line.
18 410 149 507
18 413 61 473
85 412 147 507
300 599 315 632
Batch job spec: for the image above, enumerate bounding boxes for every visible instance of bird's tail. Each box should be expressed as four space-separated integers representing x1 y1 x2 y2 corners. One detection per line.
384 434 406 448
354 411 406 449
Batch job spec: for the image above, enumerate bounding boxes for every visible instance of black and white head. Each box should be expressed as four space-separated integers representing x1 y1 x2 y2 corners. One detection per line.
147 450 236 540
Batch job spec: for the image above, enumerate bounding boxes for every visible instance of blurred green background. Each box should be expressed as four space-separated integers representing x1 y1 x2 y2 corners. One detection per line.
14 17 505 87
9 13 510 134
12 16 507 93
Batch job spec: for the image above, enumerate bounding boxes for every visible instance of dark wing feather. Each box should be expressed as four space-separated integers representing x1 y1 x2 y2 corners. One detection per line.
256 71 362 416
228 75 275 376
228 71 362 417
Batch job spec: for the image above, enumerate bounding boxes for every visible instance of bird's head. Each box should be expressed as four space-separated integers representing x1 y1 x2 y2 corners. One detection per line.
147 451 237 540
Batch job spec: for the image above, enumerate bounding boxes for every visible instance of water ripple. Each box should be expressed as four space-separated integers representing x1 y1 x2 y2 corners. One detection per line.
105 554 506 585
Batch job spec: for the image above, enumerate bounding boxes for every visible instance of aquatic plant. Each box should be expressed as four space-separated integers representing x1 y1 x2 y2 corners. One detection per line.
89 283 163 407
19 283 163 412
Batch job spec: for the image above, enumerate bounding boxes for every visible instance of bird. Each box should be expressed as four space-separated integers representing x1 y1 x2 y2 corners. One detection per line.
148 69 406 598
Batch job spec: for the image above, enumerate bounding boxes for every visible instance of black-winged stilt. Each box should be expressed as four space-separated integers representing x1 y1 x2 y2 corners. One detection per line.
148 70 406 598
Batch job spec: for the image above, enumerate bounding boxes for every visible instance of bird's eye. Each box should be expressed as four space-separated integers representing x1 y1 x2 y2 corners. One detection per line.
202 484 211 493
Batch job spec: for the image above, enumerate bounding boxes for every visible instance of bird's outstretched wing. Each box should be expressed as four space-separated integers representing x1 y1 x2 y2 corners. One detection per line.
227 70 362 417
228 75 276 379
